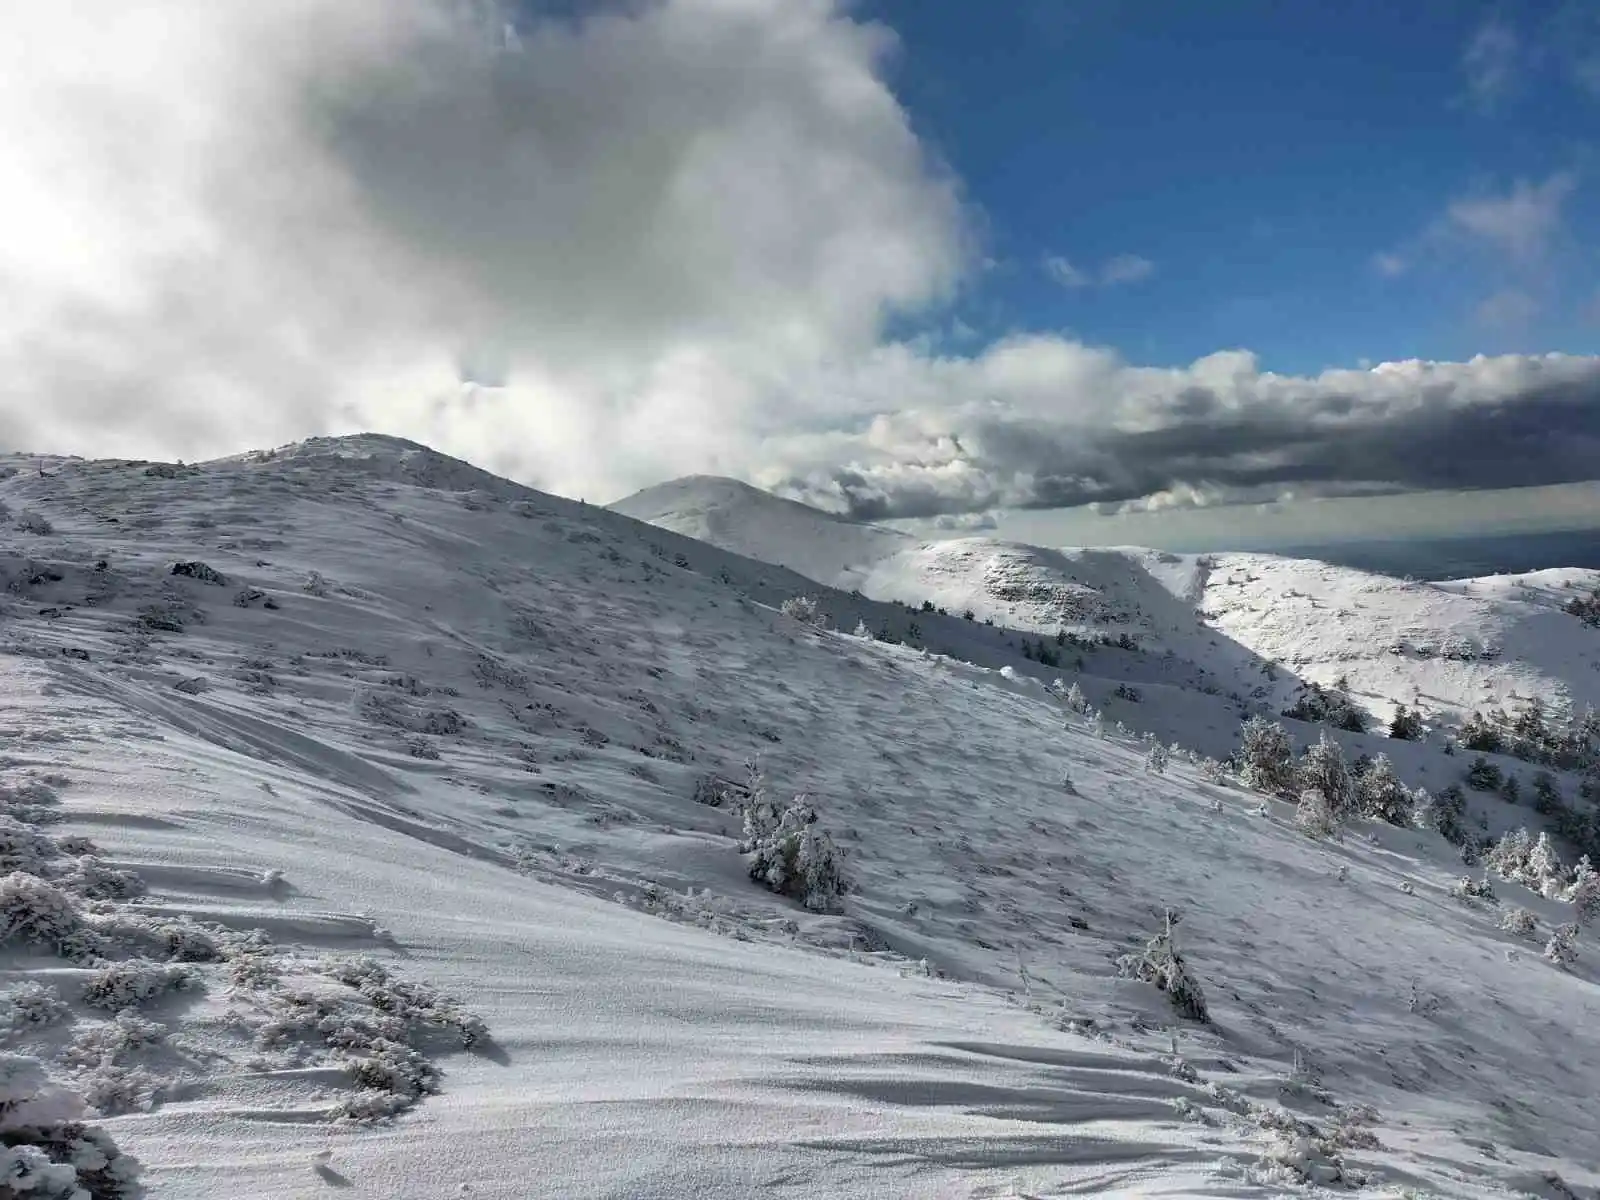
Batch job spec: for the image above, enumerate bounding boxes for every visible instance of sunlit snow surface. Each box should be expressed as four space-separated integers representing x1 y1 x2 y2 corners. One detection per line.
0 438 1593 1199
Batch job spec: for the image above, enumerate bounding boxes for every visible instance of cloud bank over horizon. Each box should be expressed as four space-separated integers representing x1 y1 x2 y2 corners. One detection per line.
3 0 1597 523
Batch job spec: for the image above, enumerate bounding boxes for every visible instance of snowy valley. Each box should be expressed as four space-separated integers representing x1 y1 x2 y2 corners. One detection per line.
0 437 1596 1199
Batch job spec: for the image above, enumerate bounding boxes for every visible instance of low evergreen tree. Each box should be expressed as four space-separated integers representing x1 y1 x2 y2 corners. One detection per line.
1237 716 1297 797
1389 704 1423 741
1299 731 1354 821
1356 753 1410 825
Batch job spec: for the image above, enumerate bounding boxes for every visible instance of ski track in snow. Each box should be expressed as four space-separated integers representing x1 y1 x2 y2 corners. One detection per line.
0 438 1592 1198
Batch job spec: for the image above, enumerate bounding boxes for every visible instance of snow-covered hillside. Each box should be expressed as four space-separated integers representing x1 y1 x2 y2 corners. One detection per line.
618 475 1600 740
611 475 912 592
0 438 1596 1199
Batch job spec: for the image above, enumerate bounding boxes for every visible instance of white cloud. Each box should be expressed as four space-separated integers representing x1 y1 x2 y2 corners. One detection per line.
1475 288 1540 329
1042 255 1091 288
1100 254 1155 285
0 0 965 498
1043 252 1154 289
1447 172 1576 262
1461 19 1520 111
1371 252 1408 278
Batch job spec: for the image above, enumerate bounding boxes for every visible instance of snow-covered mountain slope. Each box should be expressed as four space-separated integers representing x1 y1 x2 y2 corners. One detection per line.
1179 554 1600 731
610 474 912 592
0 438 1595 1199
616 476 1600 739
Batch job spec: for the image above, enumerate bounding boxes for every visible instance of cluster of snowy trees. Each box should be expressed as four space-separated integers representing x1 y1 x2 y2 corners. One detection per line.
1460 697 1600 771
1563 585 1600 628
1281 677 1368 733
1235 718 1433 836
1484 829 1598 919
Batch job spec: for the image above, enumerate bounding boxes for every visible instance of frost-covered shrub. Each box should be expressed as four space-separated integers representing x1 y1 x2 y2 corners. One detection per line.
317 956 486 1049
1065 682 1088 714
303 571 331 597
62 1012 166 1071
1449 875 1496 903
1298 733 1353 822
778 596 827 628
1295 789 1338 839
0 984 68 1034
1144 742 1170 775
1354 754 1409 825
1500 907 1538 937
1237 717 1297 797
253 957 486 1121
1116 911 1208 1022
0 874 96 960
62 858 146 902
132 920 221 964
81 963 193 1011
0 819 58 877
168 560 226 586
1545 923 1579 968
0 1054 142 1199
1199 757 1229 785
14 511 53 536
73 1065 158 1117
740 797 847 913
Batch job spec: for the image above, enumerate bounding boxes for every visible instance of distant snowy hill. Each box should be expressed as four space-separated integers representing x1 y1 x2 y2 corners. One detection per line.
617 475 1600 738
611 474 912 590
0 438 1596 1199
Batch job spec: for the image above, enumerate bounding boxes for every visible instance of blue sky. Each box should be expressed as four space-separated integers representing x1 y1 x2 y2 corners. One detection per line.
863 0 1599 374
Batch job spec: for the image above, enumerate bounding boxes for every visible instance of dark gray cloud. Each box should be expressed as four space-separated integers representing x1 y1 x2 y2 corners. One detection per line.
769 349 1600 519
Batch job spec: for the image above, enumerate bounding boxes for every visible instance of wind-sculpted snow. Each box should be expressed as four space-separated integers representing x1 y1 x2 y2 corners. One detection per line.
0 442 1593 1198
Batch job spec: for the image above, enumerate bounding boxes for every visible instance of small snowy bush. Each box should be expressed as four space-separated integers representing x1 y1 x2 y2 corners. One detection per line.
1500 907 1538 938
778 596 827 628
63 1012 167 1070
0 984 68 1034
1116 911 1209 1022
1545 923 1579 968
1065 682 1088 714
740 797 847 913
0 1055 142 1199
63 858 146 903
0 874 95 960
1449 875 1496 903
0 817 58 875
14 511 53 536
81 963 193 1011
1144 742 1170 775
168 560 227 586
73 1065 158 1117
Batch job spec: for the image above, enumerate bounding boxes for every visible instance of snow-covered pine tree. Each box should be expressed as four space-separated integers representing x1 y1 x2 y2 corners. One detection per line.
1298 732 1354 822
1237 716 1297 797
1355 753 1409 825
1144 741 1170 775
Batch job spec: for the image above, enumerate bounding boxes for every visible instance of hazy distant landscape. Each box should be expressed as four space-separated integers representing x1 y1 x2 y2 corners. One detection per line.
1277 527 1600 581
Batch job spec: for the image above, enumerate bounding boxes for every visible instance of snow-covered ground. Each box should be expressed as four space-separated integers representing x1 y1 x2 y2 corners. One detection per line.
0 437 1596 1198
